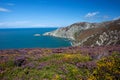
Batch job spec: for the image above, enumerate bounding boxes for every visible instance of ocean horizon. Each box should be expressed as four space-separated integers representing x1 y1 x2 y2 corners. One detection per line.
0 28 71 50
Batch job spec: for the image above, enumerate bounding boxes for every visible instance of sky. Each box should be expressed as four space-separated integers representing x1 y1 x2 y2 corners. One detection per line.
0 0 120 28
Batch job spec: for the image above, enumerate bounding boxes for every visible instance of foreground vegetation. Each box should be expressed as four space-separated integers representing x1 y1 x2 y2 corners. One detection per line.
0 45 120 80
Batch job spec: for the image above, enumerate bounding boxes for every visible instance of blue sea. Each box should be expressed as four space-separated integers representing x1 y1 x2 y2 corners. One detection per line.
0 28 71 50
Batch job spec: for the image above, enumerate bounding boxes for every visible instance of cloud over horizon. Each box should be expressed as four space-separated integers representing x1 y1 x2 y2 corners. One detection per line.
0 7 10 12
0 21 30 27
0 21 60 28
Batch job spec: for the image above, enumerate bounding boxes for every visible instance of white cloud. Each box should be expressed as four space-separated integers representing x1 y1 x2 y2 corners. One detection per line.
113 16 120 20
0 21 59 28
0 7 10 12
7 3 15 6
0 21 30 27
85 12 99 18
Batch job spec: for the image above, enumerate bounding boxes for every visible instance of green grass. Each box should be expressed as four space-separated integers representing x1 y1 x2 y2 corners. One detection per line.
0 53 92 80
1 52 119 80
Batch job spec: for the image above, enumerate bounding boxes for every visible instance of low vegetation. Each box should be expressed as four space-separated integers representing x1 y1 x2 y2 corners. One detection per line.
0 45 120 80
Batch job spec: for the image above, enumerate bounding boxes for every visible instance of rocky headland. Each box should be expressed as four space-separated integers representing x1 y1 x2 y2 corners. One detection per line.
43 19 120 46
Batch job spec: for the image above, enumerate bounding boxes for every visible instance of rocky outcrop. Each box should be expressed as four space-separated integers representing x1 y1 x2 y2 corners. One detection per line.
43 19 120 46
43 22 104 40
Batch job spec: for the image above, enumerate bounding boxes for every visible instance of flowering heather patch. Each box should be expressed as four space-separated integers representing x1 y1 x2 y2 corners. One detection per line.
0 45 120 80
76 61 96 70
14 56 27 67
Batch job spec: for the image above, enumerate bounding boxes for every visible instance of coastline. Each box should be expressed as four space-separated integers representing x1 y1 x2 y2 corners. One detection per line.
0 28 71 50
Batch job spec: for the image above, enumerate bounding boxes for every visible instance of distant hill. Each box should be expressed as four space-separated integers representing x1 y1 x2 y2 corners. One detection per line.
43 19 120 46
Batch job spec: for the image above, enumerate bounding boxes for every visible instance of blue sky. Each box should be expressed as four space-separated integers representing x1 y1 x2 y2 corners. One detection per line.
0 0 120 28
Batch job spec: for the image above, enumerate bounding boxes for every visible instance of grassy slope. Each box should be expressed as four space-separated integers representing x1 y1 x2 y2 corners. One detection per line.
0 45 120 80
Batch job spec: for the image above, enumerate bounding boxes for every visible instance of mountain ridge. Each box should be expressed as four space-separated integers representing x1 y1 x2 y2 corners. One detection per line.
43 19 120 46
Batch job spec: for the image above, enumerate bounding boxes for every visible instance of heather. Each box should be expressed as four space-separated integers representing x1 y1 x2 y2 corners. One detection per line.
0 45 120 80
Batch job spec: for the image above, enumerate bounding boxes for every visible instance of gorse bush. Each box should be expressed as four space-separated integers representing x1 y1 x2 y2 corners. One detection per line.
89 52 120 80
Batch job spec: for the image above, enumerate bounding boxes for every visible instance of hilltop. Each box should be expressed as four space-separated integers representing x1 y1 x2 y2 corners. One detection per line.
44 19 120 46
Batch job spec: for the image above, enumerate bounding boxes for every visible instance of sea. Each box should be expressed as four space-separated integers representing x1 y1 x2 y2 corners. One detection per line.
0 28 71 50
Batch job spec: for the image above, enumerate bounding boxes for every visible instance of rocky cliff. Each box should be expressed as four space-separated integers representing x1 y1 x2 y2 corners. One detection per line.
43 19 120 46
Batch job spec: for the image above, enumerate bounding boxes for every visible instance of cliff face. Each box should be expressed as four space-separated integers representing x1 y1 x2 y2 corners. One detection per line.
43 19 120 46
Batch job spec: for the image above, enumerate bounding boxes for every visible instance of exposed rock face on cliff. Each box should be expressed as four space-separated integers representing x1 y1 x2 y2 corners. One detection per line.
43 19 120 46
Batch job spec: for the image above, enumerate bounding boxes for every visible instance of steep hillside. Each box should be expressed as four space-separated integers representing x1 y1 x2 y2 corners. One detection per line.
43 19 120 46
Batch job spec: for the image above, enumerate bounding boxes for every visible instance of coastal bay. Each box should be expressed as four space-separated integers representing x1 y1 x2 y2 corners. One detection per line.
0 28 71 50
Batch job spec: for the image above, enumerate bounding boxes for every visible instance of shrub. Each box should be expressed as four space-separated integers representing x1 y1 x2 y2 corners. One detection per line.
89 52 120 80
